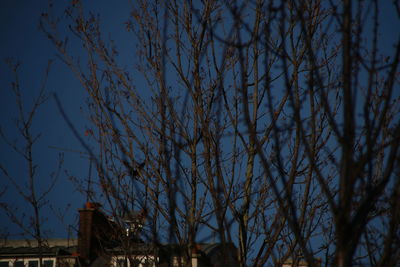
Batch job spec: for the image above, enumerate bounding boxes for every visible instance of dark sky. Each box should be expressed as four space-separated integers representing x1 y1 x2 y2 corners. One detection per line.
0 0 399 240
0 0 135 239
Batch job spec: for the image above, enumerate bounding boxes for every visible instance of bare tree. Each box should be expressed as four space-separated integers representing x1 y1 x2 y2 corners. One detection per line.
0 60 64 267
38 0 399 266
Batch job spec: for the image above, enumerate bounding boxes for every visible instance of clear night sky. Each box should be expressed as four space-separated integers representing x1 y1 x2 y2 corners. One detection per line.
0 0 136 239
0 0 399 241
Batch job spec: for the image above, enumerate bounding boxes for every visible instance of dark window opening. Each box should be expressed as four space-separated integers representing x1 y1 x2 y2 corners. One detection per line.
116 259 126 267
130 259 140 267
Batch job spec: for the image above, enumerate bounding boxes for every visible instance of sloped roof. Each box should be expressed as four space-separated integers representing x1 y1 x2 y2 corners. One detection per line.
0 239 77 259
0 246 75 258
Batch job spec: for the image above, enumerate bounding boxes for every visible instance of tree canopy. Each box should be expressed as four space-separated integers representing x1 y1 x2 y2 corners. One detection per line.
2 1 400 266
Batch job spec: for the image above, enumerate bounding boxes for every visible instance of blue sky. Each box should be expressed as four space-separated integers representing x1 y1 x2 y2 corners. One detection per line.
0 0 136 239
0 0 399 248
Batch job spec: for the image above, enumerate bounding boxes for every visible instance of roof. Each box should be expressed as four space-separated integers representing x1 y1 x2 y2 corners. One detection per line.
0 246 75 258
0 239 77 248
0 239 77 259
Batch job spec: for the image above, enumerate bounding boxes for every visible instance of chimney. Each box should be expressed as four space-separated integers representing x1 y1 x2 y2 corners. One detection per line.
78 203 96 264
78 202 111 264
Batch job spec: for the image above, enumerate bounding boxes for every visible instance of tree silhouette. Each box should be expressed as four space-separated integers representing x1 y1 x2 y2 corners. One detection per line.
29 0 400 266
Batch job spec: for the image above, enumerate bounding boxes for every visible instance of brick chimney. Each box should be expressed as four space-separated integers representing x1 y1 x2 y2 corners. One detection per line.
78 202 113 265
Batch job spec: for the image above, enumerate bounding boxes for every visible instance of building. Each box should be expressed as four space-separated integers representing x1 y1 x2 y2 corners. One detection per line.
0 239 78 267
0 203 238 267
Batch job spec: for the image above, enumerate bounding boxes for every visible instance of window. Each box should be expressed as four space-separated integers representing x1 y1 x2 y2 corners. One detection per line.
130 259 140 267
2 259 55 267
142 259 155 267
116 259 126 267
